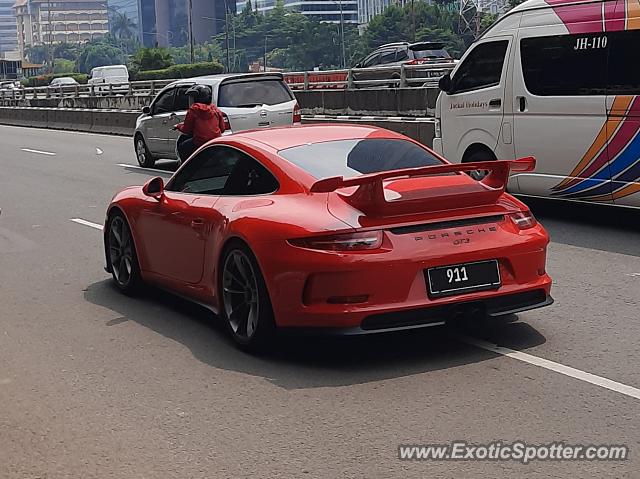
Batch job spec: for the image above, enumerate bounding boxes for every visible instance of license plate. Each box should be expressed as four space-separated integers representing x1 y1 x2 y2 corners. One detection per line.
426 260 501 298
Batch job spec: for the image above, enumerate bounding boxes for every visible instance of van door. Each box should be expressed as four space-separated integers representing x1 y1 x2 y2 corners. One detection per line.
605 27 640 208
512 12 612 203
438 36 514 164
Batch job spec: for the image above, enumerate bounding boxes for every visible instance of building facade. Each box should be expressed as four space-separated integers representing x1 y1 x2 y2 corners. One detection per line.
107 0 141 40
236 0 358 23
0 0 17 55
13 0 109 58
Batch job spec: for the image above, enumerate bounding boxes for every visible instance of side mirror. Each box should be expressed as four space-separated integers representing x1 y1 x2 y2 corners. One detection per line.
142 106 151 114
142 177 164 199
438 72 453 94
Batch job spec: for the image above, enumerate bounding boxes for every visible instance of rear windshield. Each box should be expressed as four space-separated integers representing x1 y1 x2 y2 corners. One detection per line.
217 79 293 107
278 138 444 179
413 49 451 60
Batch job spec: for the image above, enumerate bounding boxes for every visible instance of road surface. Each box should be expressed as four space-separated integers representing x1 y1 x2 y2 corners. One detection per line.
1 125 639 478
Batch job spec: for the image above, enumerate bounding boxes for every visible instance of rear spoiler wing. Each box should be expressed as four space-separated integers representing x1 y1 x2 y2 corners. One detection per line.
310 157 536 215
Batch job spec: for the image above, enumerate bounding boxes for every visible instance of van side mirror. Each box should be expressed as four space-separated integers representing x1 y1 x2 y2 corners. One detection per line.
142 106 151 114
142 177 164 199
439 73 453 94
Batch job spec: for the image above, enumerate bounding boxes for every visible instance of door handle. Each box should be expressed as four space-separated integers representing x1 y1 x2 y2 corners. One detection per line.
489 98 502 108
517 96 527 112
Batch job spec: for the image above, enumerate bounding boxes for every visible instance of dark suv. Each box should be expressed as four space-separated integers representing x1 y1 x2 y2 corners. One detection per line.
353 42 454 88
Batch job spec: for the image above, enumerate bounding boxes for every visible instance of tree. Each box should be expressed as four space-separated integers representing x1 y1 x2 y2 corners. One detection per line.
76 42 126 73
53 42 77 61
132 47 173 71
25 45 48 64
54 58 76 74
111 12 137 40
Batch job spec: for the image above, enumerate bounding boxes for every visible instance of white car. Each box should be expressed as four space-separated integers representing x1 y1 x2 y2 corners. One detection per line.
433 0 640 208
134 73 301 168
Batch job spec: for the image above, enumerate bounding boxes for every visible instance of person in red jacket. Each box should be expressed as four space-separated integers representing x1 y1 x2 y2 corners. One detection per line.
175 84 226 162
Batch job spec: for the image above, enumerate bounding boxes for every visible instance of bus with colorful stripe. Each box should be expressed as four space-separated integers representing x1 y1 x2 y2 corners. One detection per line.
433 0 640 208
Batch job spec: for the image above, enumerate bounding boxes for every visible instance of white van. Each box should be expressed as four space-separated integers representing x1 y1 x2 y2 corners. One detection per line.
88 65 129 94
433 0 640 208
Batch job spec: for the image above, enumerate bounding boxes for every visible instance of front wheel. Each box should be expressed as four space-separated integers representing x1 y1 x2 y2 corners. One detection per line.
220 244 275 350
106 213 142 294
135 135 155 168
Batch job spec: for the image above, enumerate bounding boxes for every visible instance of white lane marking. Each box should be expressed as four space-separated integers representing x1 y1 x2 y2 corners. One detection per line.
70 218 103 230
21 148 56 156
117 163 173 175
96 147 103 155
626 273 640 277
461 336 640 400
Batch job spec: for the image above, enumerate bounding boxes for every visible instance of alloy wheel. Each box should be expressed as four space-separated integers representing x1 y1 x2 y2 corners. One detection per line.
222 250 260 340
109 216 134 287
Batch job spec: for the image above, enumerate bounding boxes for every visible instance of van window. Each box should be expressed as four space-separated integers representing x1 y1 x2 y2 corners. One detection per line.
217 79 293 108
607 31 640 95
521 34 607 96
450 40 508 94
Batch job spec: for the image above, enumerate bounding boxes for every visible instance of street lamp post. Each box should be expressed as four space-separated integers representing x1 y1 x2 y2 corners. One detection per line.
338 0 346 68
188 0 195 63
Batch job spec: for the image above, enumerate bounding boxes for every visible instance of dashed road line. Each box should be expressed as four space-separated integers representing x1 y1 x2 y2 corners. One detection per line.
21 148 56 156
117 163 174 176
70 218 103 230
461 335 640 400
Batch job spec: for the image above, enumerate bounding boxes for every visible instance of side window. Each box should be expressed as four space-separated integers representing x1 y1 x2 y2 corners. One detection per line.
607 30 640 95
521 34 608 96
153 88 175 115
379 50 396 64
174 85 193 111
363 53 380 67
224 155 279 196
396 48 409 62
450 40 509 94
167 146 278 196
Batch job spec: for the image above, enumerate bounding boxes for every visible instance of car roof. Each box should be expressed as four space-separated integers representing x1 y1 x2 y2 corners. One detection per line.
169 72 284 88
232 124 408 151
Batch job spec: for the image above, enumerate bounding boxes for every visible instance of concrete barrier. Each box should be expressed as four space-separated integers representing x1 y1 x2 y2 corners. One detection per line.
0 107 434 146
90 109 138 136
301 115 436 148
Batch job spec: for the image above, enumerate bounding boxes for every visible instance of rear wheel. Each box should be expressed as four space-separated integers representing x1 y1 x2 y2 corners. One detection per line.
462 148 497 181
220 243 275 350
135 135 155 168
107 213 142 294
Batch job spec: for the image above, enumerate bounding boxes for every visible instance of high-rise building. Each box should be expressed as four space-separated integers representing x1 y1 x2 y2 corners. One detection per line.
0 0 17 55
107 0 142 41
13 0 109 58
235 0 358 23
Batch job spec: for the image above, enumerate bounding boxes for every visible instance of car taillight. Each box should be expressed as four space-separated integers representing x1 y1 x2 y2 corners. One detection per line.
289 231 383 251
222 111 231 131
293 103 301 123
406 59 426 65
509 211 537 230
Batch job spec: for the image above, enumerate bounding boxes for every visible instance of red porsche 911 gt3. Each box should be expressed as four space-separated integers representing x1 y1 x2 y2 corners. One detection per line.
104 125 552 349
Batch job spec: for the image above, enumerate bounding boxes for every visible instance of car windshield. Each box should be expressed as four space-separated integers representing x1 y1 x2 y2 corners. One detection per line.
217 79 293 107
413 49 451 60
278 138 444 179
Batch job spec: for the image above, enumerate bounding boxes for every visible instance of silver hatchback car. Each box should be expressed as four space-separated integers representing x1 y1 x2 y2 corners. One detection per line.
134 73 300 167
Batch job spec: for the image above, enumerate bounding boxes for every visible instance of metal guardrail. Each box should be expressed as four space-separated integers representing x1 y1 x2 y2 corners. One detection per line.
0 79 175 100
283 62 456 90
0 62 453 100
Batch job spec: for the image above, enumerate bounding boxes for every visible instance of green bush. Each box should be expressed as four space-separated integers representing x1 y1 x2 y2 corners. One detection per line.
22 73 89 87
134 62 224 81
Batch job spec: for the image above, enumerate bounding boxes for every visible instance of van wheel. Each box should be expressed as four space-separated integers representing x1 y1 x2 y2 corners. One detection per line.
463 148 497 181
135 135 155 168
